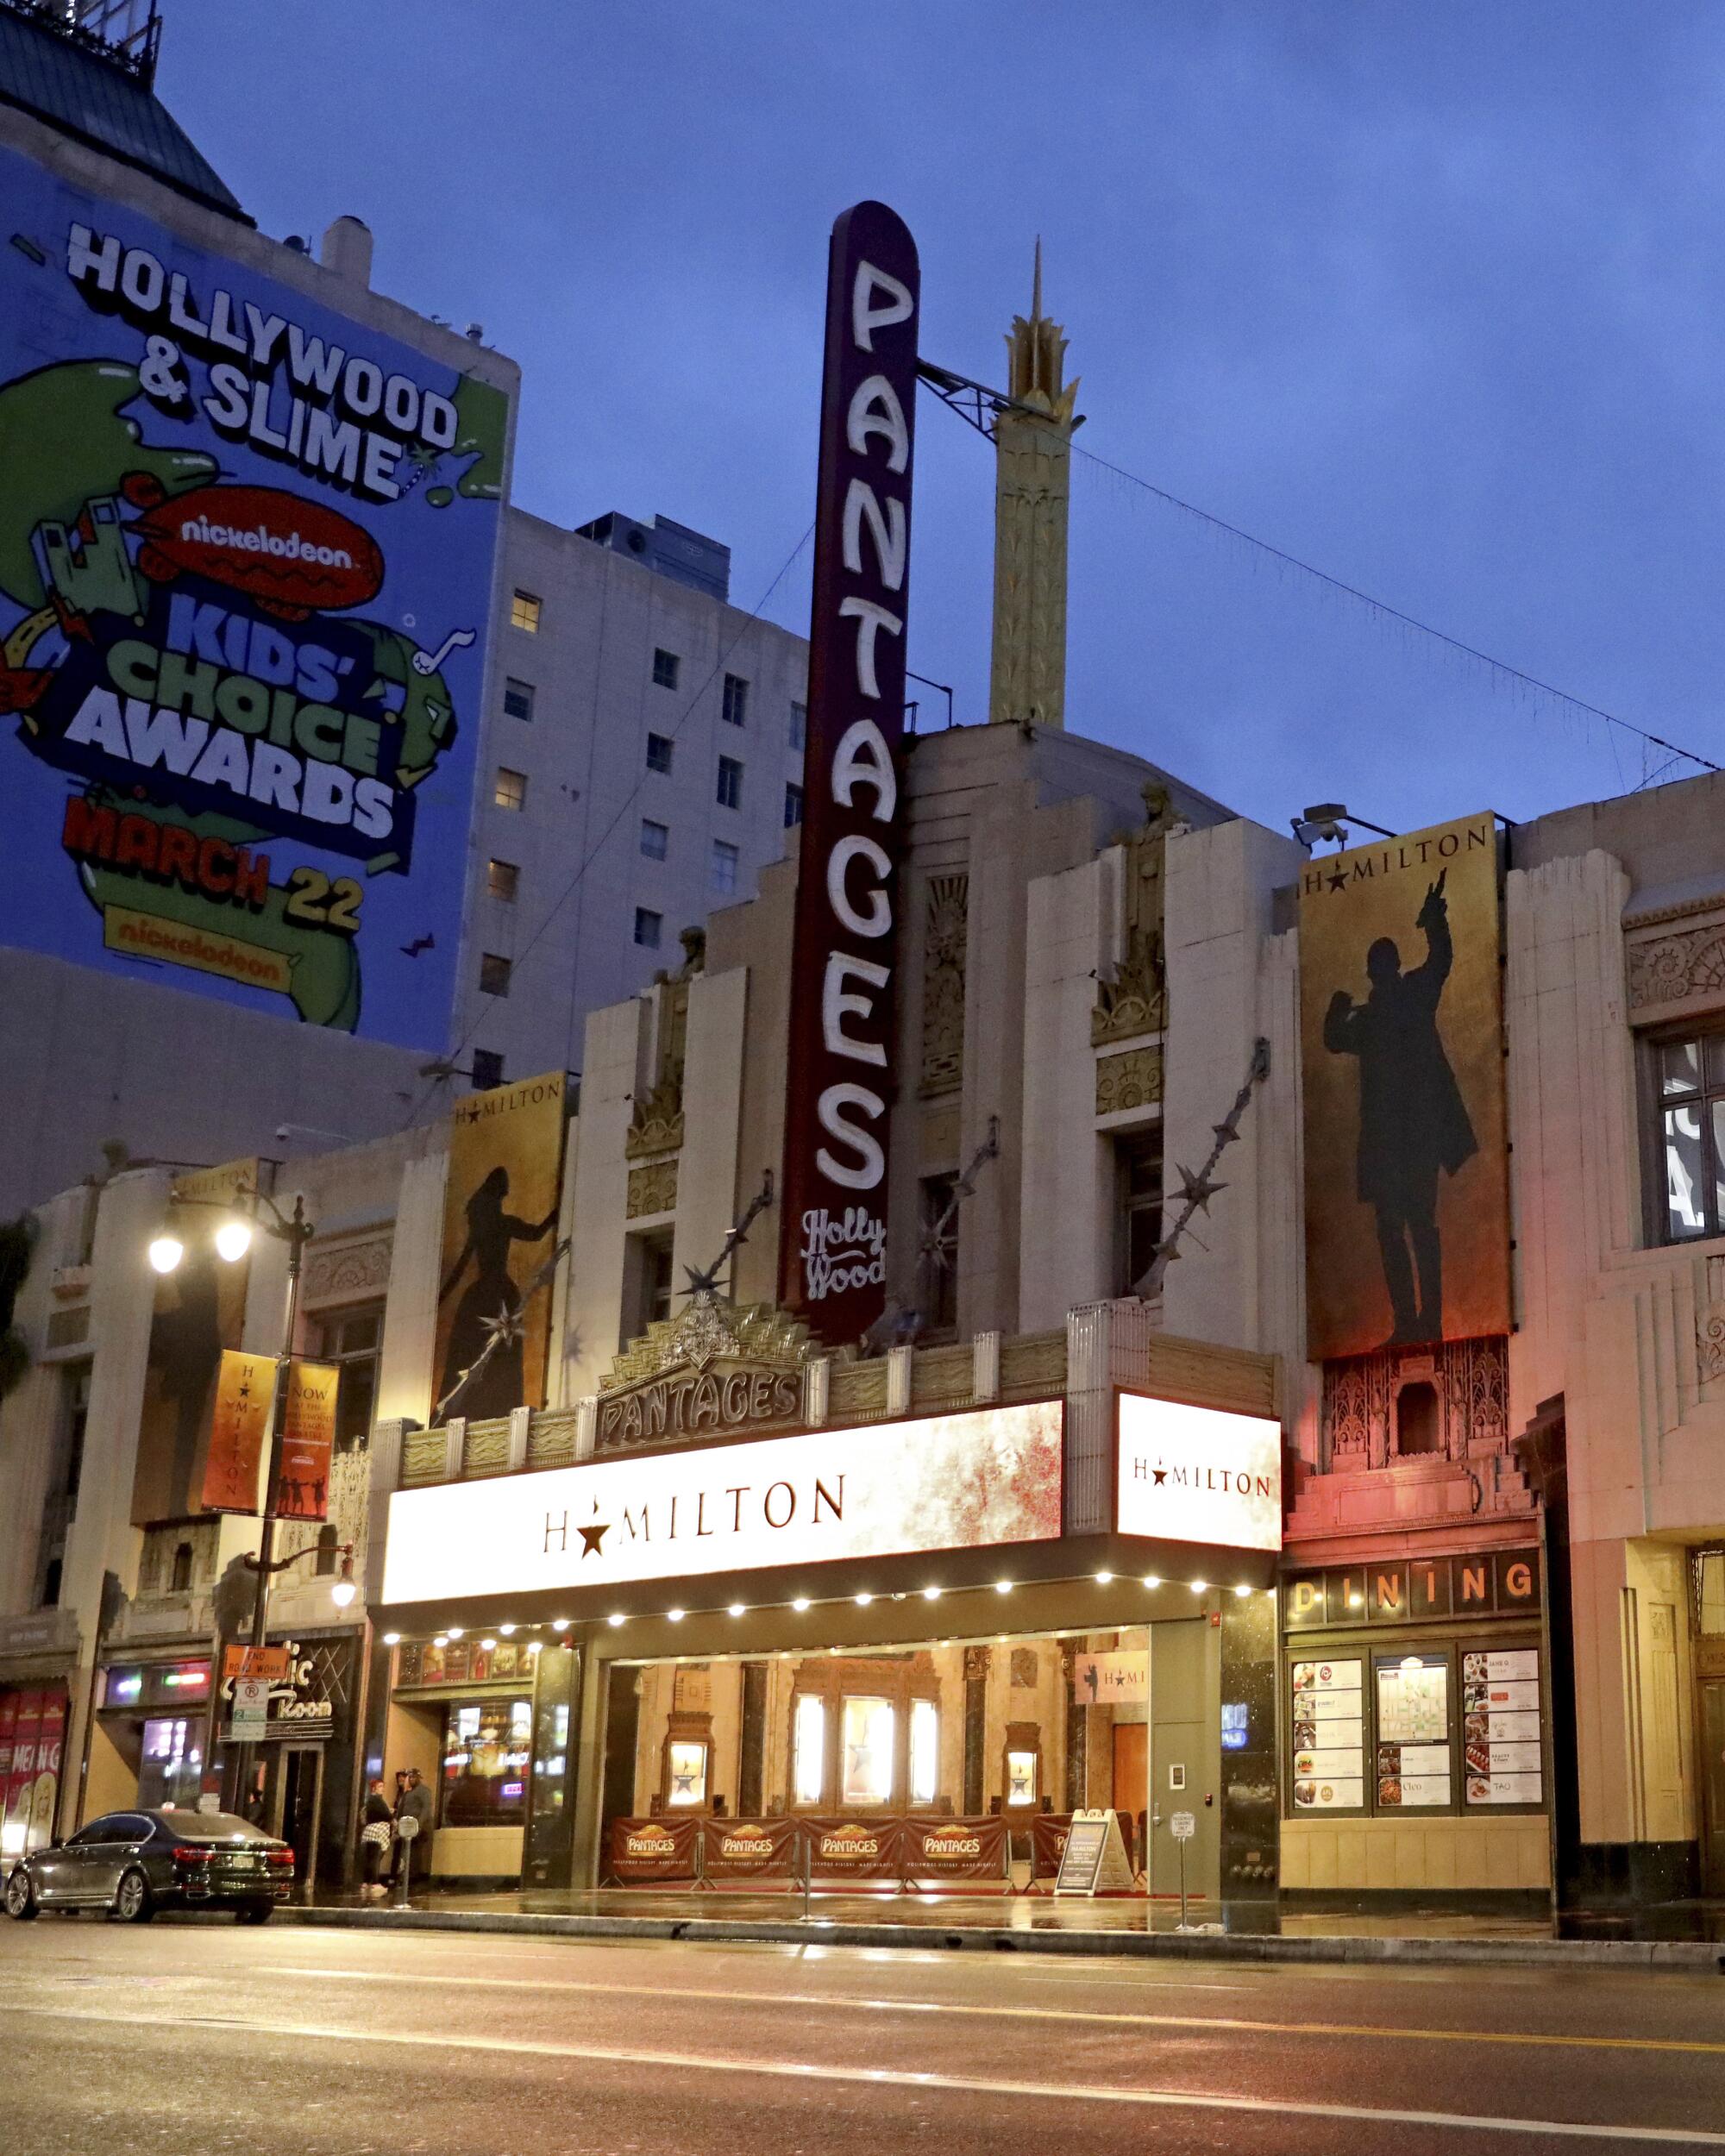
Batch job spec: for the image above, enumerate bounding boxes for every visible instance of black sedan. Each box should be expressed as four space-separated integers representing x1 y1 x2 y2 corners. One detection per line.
3 1808 294 1923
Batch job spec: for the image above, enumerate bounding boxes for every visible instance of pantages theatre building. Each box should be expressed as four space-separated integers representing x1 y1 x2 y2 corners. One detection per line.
8 199 1725 1920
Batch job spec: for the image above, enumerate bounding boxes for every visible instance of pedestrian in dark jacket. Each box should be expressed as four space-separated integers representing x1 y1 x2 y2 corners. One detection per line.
359 1777 392 1900
395 1767 435 1893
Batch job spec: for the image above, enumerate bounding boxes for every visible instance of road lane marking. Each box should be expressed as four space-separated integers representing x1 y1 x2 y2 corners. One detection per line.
250 1965 1725 2058
2 2003 1721 2144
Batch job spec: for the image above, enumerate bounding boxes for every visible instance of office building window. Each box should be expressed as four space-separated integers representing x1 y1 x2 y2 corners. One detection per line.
503 678 534 722
784 782 804 829
716 755 743 811
790 701 807 751
470 1049 505 1092
487 858 519 902
1117 1129 1164 1294
640 819 669 862
309 1302 386 1451
480 952 512 998
510 591 541 634
634 906 662 950
493 767 527 812
1654 1032 1725 1242
711 839 739 896
722 673 749 727
624 1230 675 1344
652 648 681 690
646 732 674 775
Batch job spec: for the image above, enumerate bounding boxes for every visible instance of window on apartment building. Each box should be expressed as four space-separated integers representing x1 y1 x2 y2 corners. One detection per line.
1116 1130 1164 1295
919 1173 959 1333
471 1050 505 1092
503 678 535 722
646 732 674 775
784 782 804 830
634 906 662 950
640 819 669 862
510 590 542 633
790 701 807 751
623 1231 675 1347
480 953 512 998
711 839 739 896
487 858 519 902
310 1303 386 1451
494 767 527 812
716 755 743 811
722 674 749 727
652 648 681 690
1654 1032 1725 1242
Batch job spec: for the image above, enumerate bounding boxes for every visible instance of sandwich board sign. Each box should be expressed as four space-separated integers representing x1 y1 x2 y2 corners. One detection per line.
1053 1807 1136 1896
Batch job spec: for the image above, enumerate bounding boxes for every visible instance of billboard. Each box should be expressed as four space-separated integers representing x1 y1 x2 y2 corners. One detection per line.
778 202 920 1347
434 1070 568 1420
1114 1391 1283 1553
0 144 508 1048
1299 813 1509 1359
382 1398 1064 1605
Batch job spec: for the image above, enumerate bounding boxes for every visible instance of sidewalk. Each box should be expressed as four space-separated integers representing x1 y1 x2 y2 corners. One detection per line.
277 1885 1725 1971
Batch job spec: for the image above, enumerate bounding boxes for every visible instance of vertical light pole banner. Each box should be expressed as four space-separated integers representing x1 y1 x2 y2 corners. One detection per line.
199 1348 274 1514
1298 812 1509 1359
778 202 919 1348
435 1070 568 1418
271 1358 341 1520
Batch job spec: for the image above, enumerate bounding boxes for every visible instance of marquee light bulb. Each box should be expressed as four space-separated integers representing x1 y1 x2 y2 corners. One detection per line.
1142 1575 1161 1589
854 1591 873 1607
922 1586 942 1601
381 1633 401 1646
551 1618 569 1631
527 1640 542 1654
607 1613 624 1628
1233 1584 1251 1599
445 1626 463 1640
147 1234 184 1275
480 1638 497 1651
1189 1580 1207 1595
214 1219 253 1263
728 1603 746 1618
792 1596 812 1613
499 1623 516 1636
667 1608 685 1623
994 1580 1012 1595
1094 1570 1113 1585
433 1635 448 1649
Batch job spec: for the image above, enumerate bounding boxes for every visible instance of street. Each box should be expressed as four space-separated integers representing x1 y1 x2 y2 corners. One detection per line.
2 1921 1724 2153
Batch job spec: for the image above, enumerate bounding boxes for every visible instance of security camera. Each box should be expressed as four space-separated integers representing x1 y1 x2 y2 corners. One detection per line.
274 1125 292 1143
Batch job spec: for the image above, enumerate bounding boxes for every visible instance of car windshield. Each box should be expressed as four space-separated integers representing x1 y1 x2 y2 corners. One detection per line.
154 1810 273 1844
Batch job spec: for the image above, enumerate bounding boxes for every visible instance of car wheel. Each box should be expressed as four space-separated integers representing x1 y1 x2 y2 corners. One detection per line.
110 1869 154 1923
3 1870 37 1921
235 1900 273 1925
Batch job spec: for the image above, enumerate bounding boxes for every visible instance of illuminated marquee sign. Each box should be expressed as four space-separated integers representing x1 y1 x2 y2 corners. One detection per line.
1114 1391 1283 1553
381 1399 1061 1605
778 200 920 1346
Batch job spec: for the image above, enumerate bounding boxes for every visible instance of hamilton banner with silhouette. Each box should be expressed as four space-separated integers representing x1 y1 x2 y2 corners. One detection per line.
1298 812 1509 1360
380 1399 1065 1606
433 1072 568 1421
0 144 509 1047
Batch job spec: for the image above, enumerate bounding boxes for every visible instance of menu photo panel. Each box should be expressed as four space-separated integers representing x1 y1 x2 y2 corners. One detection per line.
1375 1651 1452 1808
1464 1647 1544 1806
1290 1656 1365 1813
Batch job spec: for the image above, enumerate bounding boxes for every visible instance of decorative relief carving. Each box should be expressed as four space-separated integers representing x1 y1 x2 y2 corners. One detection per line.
919 873 969 1096
1095 1045 1163 1118
1322 1335 1509 1470
625 1076 684 1161
1697 1257 1725 1383
302 1235 392 1306
1094 793 1171 1046
626 1159 678 1219
1627 920 1725 1013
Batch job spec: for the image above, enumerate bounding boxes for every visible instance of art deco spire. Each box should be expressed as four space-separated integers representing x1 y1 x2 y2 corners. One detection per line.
988 241 1082 729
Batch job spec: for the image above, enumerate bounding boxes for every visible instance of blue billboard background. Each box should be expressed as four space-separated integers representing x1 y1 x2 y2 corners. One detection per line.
0 144 509 1048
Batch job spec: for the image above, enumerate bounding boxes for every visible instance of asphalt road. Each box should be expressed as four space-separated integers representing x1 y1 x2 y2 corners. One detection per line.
3 1916 1725 2154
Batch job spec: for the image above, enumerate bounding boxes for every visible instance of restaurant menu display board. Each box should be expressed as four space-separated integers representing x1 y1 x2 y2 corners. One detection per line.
1375 1653 1452 1808
1464 1648 1543 1806
1290 1658 1364 1811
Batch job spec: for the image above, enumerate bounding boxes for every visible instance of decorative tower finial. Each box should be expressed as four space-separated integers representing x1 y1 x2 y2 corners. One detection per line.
988 242 1082 730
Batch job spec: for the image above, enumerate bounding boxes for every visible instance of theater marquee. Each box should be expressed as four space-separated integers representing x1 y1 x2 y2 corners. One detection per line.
1114 1392 1283 1553
381 1400 1063 1605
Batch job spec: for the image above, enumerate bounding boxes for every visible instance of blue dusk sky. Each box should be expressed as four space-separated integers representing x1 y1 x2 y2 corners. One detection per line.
159 0 1725 839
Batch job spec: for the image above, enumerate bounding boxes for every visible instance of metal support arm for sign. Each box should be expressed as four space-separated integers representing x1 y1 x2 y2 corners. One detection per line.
1134 1039 1271 1300
861 1115 1001 1354
680 1171 775 1303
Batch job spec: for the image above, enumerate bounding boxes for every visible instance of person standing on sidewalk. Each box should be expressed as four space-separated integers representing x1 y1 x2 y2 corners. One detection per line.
358 1777 392 1902
396 1766 434 1895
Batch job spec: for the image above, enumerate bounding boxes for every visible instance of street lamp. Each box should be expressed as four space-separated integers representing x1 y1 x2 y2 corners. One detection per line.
149 1181 317 1808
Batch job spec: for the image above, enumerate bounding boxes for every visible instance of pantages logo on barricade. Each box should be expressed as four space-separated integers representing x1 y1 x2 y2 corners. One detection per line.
382 1398 1063 1604
596 1294 812 1451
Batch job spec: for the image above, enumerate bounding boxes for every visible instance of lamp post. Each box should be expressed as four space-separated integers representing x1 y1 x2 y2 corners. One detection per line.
149 1183 320 1809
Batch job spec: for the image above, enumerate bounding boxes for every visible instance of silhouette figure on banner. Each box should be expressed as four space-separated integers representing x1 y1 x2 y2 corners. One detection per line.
1323 868 1477 1346
436 1166 557 1417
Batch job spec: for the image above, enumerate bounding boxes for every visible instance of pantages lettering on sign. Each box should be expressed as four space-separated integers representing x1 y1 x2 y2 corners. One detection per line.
380 1400 1063 1604
596 1364 802 1450
778 201 920 1345
1113 1392 1283 1553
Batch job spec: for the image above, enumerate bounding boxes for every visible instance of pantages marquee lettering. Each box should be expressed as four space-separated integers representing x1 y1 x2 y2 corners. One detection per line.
778 202 920 1344
597 1363 801 1451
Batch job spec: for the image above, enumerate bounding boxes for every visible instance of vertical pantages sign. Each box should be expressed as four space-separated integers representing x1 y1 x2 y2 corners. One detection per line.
1299 812 1509 1359
778 202 920 1346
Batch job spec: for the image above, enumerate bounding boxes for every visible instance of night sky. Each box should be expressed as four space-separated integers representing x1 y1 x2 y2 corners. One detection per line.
158 1 1725 840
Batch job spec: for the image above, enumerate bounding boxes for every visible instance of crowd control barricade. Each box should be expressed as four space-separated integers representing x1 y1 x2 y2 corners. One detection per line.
609 1814 1015 1894
606 1815 699 1885
699 1815 801 1886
